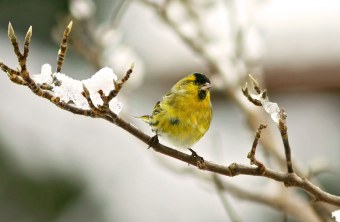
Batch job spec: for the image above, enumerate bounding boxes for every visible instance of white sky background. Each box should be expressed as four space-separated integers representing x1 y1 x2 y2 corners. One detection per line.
260 0 340 67
0 0 340 221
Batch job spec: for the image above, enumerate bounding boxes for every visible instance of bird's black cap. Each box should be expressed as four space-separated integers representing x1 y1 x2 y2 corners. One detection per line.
193 73 210 85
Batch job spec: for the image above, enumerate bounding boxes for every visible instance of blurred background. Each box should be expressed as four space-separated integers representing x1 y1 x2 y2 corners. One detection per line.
0 0 340 221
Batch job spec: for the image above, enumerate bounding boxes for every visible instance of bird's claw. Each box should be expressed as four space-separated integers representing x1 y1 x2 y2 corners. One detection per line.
148 135 159 149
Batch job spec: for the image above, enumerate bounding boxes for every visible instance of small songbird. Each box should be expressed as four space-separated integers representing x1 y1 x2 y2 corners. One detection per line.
139 73 212 155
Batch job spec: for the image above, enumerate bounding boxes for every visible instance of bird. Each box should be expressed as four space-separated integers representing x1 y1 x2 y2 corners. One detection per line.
138 73 212 158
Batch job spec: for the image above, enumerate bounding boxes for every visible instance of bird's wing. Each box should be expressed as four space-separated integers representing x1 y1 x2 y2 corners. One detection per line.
151 101 162 116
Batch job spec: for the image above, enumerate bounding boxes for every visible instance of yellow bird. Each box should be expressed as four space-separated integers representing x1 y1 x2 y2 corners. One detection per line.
139 73 212 156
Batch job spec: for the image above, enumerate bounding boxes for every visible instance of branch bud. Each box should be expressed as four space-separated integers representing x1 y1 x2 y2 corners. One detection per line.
25 26 33 42
8 22 16 40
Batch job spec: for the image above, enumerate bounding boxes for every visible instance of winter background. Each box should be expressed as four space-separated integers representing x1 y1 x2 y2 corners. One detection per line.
0 0 340 221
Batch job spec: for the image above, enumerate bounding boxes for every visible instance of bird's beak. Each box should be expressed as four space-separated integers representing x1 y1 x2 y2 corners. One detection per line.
200 83 211 91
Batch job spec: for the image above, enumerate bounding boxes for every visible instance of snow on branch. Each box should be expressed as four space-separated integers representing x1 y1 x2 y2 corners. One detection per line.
33 64 122 113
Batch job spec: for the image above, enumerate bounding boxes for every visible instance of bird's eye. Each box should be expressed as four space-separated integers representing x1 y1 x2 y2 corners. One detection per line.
198 90 206 100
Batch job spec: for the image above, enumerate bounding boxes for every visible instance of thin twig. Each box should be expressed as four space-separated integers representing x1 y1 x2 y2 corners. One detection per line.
278 109 294 173
107 63 134 102
22 26 32 66
247 123 267 174
0 61 23 85
109 0 132 28
213 175 243 222
8 22 22 60
81 84 98 111
241 83 262 106
211 174 324 222
56 21 73 73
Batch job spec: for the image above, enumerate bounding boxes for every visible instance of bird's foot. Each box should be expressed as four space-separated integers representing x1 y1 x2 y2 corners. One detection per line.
188 148 206 169
148 135 159 149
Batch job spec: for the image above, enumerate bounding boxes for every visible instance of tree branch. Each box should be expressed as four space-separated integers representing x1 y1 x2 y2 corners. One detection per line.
135 2 335 219
138 0 304 177
1 22 340 211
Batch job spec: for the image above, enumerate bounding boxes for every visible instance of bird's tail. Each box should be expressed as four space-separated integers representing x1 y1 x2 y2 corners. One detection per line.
134 115 151 124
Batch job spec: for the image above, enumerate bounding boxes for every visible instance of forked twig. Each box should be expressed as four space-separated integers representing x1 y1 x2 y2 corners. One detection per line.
242 75 294 174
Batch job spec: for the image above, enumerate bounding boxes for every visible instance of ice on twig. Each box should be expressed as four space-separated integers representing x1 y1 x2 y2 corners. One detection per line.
244 74 283 124
32 64 122 114
251 91 280 124
262 99 280 124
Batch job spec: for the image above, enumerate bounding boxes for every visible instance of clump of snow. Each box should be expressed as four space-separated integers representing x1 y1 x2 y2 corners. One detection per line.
32 64 122 114
53 73 85 109
33 64 54 85
82 67 122 113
